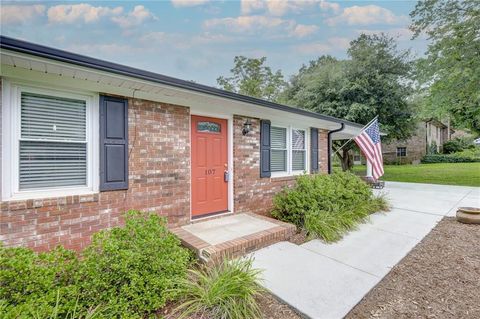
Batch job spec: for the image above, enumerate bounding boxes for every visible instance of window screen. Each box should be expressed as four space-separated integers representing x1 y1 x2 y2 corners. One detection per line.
270 126 287 172
19 92 87 190
292 129 306 171
396 147 407 157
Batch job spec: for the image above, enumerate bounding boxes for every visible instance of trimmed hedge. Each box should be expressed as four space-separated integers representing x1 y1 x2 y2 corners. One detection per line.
422 148 480 163
0 211 192 319
422 155 480 163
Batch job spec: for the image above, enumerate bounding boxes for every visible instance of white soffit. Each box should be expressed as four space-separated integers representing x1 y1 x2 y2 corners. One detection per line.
1 50 358 134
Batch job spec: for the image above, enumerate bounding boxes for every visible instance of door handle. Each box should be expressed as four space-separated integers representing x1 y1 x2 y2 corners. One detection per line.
224 163 229 182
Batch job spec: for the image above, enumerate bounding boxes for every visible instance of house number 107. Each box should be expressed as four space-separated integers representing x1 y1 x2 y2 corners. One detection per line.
205 169 216 175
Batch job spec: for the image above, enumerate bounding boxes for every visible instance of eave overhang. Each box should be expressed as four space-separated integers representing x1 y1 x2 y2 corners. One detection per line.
0 36 362 138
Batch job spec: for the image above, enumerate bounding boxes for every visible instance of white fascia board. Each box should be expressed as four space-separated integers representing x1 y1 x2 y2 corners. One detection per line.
1 50 348 131
331 124 363 140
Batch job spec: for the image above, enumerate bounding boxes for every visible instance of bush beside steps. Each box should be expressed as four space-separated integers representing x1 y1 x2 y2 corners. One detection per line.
272 171 389 242
0 211 192 319
0 212 266 319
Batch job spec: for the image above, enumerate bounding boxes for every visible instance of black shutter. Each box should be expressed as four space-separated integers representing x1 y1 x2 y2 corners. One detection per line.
260 119 271 178
311 127 319 173
100 96 128 191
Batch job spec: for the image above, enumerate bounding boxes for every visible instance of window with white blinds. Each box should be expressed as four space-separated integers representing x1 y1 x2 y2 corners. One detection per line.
292 129 306 171
270 125 308 175
271 126 287 172
19 92 87 190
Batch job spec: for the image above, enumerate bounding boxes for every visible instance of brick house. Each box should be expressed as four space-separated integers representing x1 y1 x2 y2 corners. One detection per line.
0 36 362 252
382 119 453 164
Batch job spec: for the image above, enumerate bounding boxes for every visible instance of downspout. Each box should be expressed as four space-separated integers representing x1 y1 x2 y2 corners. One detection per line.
327 123 345 174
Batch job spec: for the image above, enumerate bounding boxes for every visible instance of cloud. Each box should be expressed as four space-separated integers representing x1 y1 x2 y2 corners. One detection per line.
241 0 265 15
47 4 155 28
1 5 46 25
111 5 156 28
171 0 210 7
290 24 319 38
319 1 340 13
326 5 408 26
241 0 340 16
295 37 350 54
47 4 123 24
265 0 290 16
204 15 293 33
204 15 317 38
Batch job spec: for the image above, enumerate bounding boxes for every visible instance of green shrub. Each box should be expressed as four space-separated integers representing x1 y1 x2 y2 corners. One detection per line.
272 172 389 242
173 258 264 319
27 291 103 319
77 211 191 318
427 141 438 154
1 211 192 319
0 245 79 318
422 154 472 163
450 147 480 159
443 137 475 154
422 147 480 163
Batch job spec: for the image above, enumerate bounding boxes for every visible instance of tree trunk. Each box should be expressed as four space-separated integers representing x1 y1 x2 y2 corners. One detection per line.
333 140 355 172
335 147 354 172
340 148 353 171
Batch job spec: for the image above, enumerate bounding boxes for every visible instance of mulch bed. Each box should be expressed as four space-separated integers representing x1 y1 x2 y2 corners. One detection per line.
346 217 480 319
160 292 303 319
288 229 308 245
257 292 303 319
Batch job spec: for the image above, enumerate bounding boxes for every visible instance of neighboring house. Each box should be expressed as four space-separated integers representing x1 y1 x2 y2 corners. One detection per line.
353 150 363 165
0 37 362 251
382 119 454 164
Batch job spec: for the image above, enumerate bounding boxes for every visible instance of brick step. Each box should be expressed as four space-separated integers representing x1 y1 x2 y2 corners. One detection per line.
171 213 296 264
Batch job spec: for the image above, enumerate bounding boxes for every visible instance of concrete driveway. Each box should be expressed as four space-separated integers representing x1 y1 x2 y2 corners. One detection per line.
252 182 479 319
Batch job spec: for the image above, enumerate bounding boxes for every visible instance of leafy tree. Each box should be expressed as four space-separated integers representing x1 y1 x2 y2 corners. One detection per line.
410 0 480 133
217 56 286 102
283 34 417 170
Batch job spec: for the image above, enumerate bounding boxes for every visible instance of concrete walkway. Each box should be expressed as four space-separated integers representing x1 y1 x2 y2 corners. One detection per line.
252 182 479 319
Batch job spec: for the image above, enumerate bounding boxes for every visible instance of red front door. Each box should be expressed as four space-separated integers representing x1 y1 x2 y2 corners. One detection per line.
191 115 228 217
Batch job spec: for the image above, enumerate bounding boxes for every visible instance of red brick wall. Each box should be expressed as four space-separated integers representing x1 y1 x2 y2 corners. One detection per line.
233 115 329 216
319 129 329 174
1 92 331 252
0 97 190 251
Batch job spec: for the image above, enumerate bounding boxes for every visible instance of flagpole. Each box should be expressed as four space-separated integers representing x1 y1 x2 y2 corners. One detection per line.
331 115 378 157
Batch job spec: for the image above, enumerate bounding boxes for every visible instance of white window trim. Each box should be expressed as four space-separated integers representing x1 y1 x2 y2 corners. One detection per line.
396 147 407 157
2 79 99 201
271 124 310 178
291 127 307 174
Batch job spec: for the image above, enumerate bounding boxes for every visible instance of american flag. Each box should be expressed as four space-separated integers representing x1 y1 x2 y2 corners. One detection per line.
354 118 384 180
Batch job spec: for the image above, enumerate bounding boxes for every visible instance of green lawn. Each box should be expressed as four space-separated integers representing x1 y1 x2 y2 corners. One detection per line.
341 162 480 187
